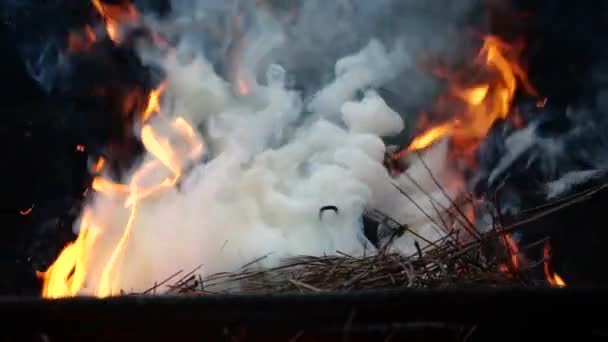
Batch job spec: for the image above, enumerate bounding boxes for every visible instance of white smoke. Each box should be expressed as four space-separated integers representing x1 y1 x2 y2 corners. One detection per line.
73 1 471 295
476 105 608 202
546 170 604 199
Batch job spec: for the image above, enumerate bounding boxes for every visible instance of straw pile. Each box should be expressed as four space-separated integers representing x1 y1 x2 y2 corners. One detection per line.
137 171 606 296
139 212 526 295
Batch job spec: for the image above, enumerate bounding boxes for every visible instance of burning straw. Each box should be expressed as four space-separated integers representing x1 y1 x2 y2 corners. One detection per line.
147 178 608 296
142 231 523 296
135 158 600 296
139 214 566 296
128 186 588 296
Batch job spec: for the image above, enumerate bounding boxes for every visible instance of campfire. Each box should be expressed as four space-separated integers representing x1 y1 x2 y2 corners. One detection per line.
18 0 574 297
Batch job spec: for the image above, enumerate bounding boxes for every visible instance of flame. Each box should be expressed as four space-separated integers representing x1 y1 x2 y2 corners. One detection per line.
91 0 139 43
504 233 520 271
40 210 100 298
19 206 33 216
41 82 204 298
394 35 538 161
401 123 452 154
550 273 566 287
544 241 566 288
94 157 106 173
68 25 97 54
142 82 168 122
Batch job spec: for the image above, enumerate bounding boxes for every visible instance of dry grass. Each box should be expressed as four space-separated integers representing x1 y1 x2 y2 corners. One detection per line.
139 228 526 296
136 155 606 296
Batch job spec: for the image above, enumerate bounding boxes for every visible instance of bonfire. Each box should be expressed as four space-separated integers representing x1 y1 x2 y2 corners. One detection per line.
25 0 581 299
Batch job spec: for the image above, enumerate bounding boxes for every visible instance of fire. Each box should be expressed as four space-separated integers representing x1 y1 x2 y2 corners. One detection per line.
44 7 183 296
401 123 452 154
40 3 543 297
67 25 97 54
41 210 100 298
394 35 538 161
40 81 204 298
142 82 168 122
91 0 139 43
67 1 143 53
544 241 566 288
93 157 106 173
19 206 33 216
550 273 566 287
497 233 520 273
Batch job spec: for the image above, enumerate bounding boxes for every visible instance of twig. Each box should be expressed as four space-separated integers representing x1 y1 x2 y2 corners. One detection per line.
288 278 324 292
141 269 184 294
414 150 480 240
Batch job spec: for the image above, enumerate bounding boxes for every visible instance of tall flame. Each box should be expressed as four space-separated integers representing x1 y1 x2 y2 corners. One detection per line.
394 35 538 160
40 82 204 298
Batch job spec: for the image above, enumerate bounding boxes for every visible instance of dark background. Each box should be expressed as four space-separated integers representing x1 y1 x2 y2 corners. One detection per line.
1 0 608 296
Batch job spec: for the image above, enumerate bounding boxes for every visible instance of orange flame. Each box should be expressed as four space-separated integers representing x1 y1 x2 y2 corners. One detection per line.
40 209 100 298
91 0 139 43
93 157 106 173
544 241 566 287
142 82 168 122
401 123 452 154
394 35 538 161
68 25 97 54
40 81 204 298
504 233 520 271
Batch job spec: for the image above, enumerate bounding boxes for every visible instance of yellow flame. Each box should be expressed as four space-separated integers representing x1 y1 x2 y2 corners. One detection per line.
41 81 204 297
543 241 566 288
91 0 139 43
94 157 106 173
40 210 100 298
393 123 453 160
453 85 489 106
142 82 168 122
551 273 566 287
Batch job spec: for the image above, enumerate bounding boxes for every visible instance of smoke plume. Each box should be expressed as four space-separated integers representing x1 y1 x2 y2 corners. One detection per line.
61 0 486 294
